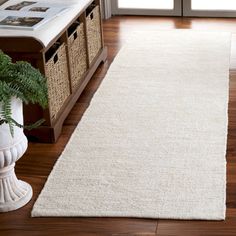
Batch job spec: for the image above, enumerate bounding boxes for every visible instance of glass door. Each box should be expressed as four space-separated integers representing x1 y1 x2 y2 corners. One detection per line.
111 0 182 16
183 0 236 17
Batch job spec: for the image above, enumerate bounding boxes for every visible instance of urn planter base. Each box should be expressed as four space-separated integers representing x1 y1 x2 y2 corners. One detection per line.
0 165 33 212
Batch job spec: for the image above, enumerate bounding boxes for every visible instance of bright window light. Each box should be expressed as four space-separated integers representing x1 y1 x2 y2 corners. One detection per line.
118 0 174 10
192 0 236 11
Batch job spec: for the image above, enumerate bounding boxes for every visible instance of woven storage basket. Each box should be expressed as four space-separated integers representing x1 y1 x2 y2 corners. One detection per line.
86 5 102 64
68 22 87 91
45 43 70 121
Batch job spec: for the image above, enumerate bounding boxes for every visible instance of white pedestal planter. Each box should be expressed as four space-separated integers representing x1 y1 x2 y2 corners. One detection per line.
0 98 32 212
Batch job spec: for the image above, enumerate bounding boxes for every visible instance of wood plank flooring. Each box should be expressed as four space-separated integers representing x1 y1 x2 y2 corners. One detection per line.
1 16 236 236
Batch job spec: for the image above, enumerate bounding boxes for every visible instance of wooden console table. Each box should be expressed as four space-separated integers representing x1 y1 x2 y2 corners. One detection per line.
0 0 107 143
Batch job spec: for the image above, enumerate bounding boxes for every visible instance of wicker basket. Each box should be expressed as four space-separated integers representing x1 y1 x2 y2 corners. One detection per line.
45 43 70 121
68 22 87 91
86 5 102 64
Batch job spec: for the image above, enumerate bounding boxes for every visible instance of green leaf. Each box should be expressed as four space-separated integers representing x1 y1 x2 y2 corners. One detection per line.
0 50 48 137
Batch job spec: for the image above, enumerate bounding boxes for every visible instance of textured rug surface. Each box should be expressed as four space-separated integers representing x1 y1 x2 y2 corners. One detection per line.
32 31 231 220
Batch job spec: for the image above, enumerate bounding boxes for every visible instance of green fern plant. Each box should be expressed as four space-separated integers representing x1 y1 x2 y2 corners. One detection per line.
0 50 48 136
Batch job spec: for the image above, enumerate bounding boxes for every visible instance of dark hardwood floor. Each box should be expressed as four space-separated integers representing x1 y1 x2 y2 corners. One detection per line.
1 16 236 236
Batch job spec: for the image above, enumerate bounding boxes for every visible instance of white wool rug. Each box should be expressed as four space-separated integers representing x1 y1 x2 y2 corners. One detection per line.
32 31 231 220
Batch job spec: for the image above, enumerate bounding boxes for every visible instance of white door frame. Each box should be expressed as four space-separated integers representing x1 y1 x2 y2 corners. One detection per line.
111 0 182 16
103 0 112 19
183 0 236 17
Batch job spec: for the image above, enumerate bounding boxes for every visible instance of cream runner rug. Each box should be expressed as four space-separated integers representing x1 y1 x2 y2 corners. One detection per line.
32 31 231 220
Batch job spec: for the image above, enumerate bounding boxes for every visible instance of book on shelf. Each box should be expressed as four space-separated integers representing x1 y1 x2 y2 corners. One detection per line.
0 0 73 30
